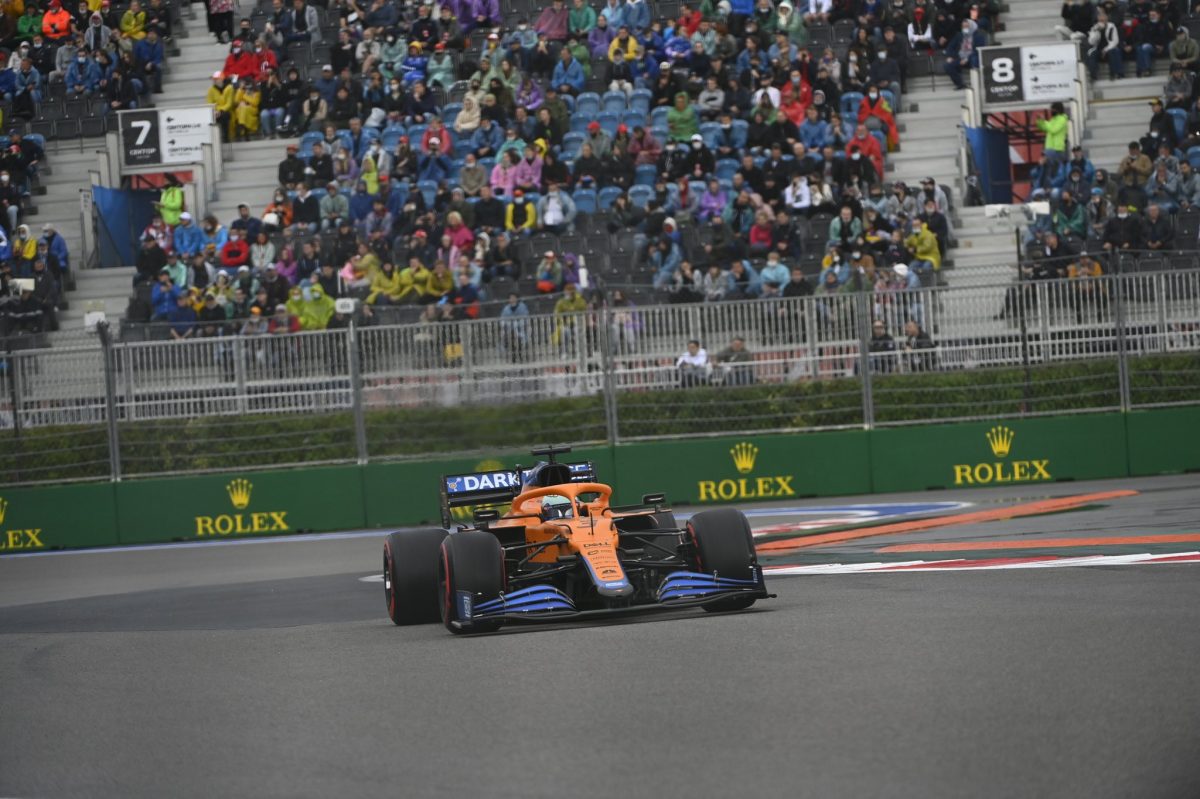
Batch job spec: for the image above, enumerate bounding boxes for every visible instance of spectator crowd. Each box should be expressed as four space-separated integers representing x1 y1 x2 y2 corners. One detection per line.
138 0 989 345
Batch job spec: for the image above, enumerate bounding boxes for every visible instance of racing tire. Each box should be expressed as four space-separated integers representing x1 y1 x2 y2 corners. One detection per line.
686 508 759 613
384 528 449 626
439 531 506 635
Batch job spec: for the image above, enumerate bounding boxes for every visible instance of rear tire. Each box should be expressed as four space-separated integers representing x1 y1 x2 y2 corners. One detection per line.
384 528 448 625
686 508 759 612
439 531 506 635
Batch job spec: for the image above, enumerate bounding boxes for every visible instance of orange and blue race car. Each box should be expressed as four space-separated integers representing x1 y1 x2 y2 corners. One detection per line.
383 445 772 634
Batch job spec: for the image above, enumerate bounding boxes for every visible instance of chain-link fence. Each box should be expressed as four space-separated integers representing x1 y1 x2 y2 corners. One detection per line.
2 270 1199 486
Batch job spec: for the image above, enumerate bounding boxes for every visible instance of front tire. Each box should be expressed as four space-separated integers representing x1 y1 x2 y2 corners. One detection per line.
439 531 506 635
686 508 759 612
383 528 448 626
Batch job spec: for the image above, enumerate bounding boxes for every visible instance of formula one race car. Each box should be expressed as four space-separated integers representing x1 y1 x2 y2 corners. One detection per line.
383 445 771 634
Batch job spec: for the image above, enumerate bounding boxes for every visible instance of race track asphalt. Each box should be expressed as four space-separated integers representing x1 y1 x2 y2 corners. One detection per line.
2 476 1199 798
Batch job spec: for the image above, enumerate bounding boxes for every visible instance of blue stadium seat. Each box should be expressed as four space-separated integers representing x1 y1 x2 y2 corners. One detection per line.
602 90 627 114
1168 108 1187 141
442 102 463 129
570 113 592 133
299 130 323 157
870 130 887 152
383 121 406 135
650 106 670 129
382 129 405 150
1187 146 1200 169
561 131 585 160
597 111 621 136
699 121 721 149
629 88 652 116
417 179 438 208
573 188 598 214
635 163 657 186
333 129 355 151
881 89 896 109
622 110 644 130
598 186 623 210
731 119 748 149
628 184 653 208
574 91 601 118
714 158 738 181
840 92 864 116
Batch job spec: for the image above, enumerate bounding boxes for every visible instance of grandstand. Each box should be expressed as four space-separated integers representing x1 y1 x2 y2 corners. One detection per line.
5 0 1200 418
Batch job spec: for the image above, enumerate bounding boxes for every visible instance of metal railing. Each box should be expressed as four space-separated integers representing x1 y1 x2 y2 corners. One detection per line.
2 270 1199 485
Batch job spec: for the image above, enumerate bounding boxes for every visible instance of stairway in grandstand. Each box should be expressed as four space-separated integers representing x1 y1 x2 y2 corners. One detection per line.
51 10 231 345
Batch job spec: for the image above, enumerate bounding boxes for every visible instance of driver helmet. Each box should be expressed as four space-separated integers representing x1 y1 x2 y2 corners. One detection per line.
541 495 573 520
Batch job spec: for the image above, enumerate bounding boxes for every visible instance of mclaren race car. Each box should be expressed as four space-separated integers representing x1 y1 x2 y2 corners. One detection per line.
383 445 772 634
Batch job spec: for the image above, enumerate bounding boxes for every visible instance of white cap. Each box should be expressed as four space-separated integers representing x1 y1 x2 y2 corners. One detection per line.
180 211 192 221
429 137 441 145
893 263 909 276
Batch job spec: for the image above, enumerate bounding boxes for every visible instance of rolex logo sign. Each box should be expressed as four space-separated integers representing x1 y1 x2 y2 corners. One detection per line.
731 442 758 474
986 426 1014 458
953 426 1051 485
195 478 290 537
0 496 45 551
226 479 252 509
697 441 796 502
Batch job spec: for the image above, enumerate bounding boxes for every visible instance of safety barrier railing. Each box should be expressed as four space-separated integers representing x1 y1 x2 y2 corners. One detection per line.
2 270 1199 483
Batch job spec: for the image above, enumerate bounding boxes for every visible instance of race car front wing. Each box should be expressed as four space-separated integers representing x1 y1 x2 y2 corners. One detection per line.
454 566 772 628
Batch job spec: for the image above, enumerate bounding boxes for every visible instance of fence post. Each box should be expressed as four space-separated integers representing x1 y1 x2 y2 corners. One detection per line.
347 321 369 465
97 322 122 481
232 335 248 414
856 291 875 430
6 344 22 439
459 319 475 405
1154 272 1168 352
1113 272 1131 412
598 306 619 445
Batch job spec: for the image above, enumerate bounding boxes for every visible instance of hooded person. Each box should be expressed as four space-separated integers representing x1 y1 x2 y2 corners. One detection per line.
285 283 305 319
300 282 335 329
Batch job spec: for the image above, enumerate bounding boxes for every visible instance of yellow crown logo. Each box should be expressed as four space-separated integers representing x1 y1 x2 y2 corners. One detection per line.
0 497 7 526
986 426 1015 458
730 442 759 474
226 479 253 510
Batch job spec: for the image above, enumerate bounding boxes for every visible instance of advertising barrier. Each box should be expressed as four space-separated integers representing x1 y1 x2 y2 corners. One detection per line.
2 409 1195 552
612 431 872 506
113 466 367 545
869 414 1129 493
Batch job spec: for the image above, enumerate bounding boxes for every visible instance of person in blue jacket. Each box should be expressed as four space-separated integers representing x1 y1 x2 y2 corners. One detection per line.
417 138 452 181
470 116 504 159
39 223 69 273
551 47 585 94
624 0 650 32
348 180 375 224
64 50 102 97
172 212 205 258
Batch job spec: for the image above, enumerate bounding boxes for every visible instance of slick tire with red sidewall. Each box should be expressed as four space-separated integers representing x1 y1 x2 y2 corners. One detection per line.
384 528 448 625
439 531 506 635
686 507 758 612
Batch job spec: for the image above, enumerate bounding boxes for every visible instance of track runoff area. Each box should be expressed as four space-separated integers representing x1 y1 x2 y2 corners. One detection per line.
2 476 1199 797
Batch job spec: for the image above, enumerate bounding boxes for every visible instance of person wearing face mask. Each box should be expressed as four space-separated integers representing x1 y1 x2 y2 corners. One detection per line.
681 132 715 177
943 19 985 89
64 46 101 97
298 86 327 131
222 39 257 81
857 85 899 151
0 171 20 235
1102 204 1143 252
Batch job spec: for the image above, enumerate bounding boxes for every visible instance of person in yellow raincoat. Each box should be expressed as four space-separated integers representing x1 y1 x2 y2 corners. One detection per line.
206 72 234 141
285 284 305 319
119 0 146 39
359 151 379 195
300 283 335 329
366 261 410 305
399 257 430 301
233 77 261 141
422 260 454 302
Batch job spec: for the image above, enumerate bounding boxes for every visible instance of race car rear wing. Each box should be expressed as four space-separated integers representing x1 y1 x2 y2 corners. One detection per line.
439 461 596 527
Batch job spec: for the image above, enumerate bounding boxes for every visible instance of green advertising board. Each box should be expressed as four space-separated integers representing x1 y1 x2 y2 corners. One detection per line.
869 413 1129 493
612 430 873 507
1125 406 1200 476
0 481 118 551
113 465 367 544
6 408 1199 552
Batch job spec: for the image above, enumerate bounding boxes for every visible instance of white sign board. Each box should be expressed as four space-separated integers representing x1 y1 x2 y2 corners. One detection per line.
159 107 214 165
119 106 214 168
980 43 1078 109
1021 43 1077 103
984 202 1051 231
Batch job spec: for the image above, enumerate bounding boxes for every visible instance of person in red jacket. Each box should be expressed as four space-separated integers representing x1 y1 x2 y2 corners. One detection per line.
677 3 703 36
846 123 884 179
254 40 278 77
857 89 899 150
220 229 250 268
222 41 258 81
42 0 74 40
